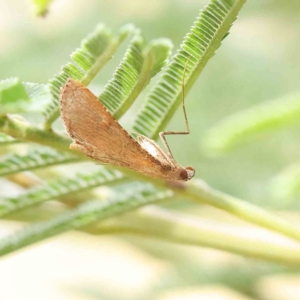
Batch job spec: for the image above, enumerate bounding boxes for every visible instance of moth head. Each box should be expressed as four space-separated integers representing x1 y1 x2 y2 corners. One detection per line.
179 166 195 181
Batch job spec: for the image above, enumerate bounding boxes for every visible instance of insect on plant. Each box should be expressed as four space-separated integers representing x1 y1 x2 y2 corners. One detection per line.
60 57 195 182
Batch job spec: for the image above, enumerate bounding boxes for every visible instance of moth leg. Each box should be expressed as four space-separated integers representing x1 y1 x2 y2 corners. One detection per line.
159 56 191 159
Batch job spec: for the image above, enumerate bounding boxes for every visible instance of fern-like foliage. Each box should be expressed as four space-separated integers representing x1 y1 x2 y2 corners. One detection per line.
1 0 272 261
133 0 246 139
0 148 79 177
2 0 300 268
99 31 172 119
0 0 246 239
0 78 51 116
203 92 300 154
0 78 31 116
23 82 51 112
43 23 134 128
0 168 125 217
0 182 172 256
270 162 300 199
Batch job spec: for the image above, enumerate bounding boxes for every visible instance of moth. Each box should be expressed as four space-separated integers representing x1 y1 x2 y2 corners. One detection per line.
60 68 195 182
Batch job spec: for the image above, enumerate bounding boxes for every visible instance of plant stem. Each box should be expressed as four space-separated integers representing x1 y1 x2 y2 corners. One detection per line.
3 202 300 266
182 181 300 241
0 115 75 154
88 207 300 266
2 114 300 245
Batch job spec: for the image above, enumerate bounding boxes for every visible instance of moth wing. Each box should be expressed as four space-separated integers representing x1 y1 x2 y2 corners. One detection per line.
137 135 174 167
60 79 162 173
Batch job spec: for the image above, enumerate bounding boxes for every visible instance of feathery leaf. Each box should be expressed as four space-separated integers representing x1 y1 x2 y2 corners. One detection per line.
0 182 172 256
23 82 51 111
43 23 134 129
0 78 51 116
133 0 246 139
99 31 172 119
203 92 300 154
0 148 80 177
270 162 300 199
0 78 31 116
0 168 125 217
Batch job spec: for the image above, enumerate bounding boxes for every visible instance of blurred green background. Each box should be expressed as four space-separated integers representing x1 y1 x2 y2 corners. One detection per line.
1 0 300 299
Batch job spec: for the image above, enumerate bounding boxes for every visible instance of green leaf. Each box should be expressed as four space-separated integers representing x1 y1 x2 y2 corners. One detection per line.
203 92 300 154
31 0 53 16
99 31 172 119
270 162 300 199
0 148 80 177
0 78 31 116
0 168 125 217
133 0 246 139
0 182 172 256
43 23 134 129
23 82 51 112
0 79 51 117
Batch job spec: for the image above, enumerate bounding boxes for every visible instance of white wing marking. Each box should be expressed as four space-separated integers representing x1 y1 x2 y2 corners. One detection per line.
137 135 175 167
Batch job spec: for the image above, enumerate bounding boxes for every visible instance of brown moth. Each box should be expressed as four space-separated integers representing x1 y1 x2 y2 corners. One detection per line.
60 77 195 182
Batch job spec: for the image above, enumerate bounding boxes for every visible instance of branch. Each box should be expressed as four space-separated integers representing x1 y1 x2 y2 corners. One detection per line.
87 206 300 266
1 114 300 245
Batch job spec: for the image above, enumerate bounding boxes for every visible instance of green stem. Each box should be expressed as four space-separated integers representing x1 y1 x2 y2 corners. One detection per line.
182 181 300 241
3 201 300 266
0 185 171 256
0 115 75 154
88 207 300 266
2 114 300 245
